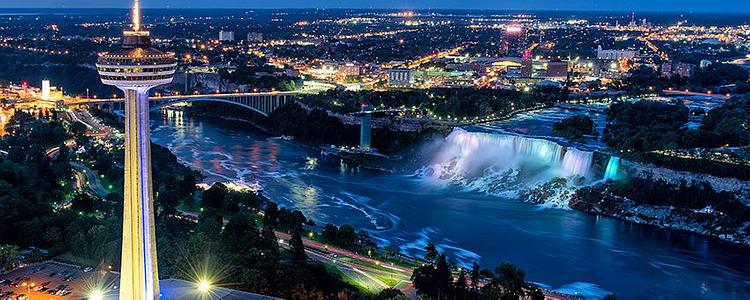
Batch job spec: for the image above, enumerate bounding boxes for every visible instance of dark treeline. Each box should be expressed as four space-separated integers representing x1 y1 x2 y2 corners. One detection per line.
603 98 750 151
603 99 750 179
551 115 597 141
299 87 567 118
218 57 301 92
266 103 442 154
623 63 750 94
603 100 690 151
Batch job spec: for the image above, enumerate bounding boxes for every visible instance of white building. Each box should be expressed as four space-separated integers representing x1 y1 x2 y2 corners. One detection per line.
219 30 235 42
596 45 637 60
387 68 414 87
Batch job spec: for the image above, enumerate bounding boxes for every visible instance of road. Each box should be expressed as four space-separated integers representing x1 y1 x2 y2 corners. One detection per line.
662 89 732 99
275 231 416 297
177 209 417 297
70 162 111 197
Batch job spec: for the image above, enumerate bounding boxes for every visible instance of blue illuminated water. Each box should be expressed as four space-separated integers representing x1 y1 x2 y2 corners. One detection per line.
150 109 750 299
604 156 621 181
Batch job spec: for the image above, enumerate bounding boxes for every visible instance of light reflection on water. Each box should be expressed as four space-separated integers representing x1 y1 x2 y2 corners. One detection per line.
150 110 750 299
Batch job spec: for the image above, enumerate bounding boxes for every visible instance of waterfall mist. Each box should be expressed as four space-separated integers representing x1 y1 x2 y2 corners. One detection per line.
418 128 597 200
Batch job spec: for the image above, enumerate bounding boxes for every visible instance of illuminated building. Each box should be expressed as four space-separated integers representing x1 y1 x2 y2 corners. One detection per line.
337 63 361 78
219 30 235 42
596 45 637 60
661 61 695 78
41 80 51 100
95 0 177 299
387 68 414 87
247 32 263 43
545 60 569 81
359 102 372 151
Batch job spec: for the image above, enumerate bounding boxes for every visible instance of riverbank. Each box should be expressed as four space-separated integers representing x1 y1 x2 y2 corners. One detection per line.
572 186 750 246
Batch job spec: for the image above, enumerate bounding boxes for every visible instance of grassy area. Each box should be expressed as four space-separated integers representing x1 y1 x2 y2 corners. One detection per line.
374 274 401 287
323 264 374 295
176 202 201 214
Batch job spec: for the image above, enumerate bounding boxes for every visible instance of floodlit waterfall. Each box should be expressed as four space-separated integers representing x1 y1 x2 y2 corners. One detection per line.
421 128 596 195
561 149 594 178
603 156 620 181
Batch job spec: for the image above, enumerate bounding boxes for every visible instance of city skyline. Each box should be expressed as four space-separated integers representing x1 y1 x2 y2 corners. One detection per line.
1 0 750 13
0 1 749 299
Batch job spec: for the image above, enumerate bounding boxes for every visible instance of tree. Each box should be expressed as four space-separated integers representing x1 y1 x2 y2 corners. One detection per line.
411 254 452 299
290 224 307 262
336 224 357 246
454 268 469 297
196 207 223 239
424 242 438 262
201 182 227 209
321 224 338 243
69 121 87 137
0 244 19 271
470 261 481 292
552 115 597 141
604 294 618 300
71 192 96 212
263 202 279 226
495 263 526 300
375 288 407 300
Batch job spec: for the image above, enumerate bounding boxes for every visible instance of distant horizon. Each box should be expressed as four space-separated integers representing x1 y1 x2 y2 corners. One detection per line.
0 0 749 13
1 7 749 15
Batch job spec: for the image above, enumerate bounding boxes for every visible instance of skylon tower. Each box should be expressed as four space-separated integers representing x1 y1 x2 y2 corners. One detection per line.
96 1 177 299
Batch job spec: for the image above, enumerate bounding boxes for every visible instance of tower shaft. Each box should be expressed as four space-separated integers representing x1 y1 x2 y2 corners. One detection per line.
120 88 159 300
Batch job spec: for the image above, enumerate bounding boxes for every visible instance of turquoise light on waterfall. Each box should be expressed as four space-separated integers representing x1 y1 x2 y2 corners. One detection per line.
604 156 620 180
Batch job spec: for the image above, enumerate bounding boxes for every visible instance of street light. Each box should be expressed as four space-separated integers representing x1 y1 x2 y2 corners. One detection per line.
198 280 212 293
89 290 105 300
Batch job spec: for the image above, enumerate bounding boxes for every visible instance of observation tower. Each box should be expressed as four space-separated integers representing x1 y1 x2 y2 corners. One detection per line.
95 1 177 299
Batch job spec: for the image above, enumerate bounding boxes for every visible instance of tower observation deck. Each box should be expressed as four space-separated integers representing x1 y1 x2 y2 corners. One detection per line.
95 1 176 299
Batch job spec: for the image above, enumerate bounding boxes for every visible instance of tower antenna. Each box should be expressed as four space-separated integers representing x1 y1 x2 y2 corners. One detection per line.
132 0 141 31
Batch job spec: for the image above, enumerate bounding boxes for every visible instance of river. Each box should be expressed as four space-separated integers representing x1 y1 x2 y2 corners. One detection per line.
150 108 750 299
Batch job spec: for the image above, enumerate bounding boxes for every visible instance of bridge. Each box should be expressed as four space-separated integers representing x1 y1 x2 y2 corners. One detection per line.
65 91 301 117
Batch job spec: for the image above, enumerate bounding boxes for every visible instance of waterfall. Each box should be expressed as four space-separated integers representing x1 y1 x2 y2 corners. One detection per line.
561 149 594 177
603 156 620 181
424 128 596 193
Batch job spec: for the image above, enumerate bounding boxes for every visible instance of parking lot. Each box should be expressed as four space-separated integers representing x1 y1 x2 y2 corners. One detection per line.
0 261 115 300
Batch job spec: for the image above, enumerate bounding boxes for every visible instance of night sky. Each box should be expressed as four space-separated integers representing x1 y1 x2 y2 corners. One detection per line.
1 0 749 12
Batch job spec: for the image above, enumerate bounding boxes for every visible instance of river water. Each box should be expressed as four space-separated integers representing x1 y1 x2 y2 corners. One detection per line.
150 108 750 299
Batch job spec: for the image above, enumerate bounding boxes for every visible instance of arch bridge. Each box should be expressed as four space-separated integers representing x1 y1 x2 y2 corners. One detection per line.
65 91 299 117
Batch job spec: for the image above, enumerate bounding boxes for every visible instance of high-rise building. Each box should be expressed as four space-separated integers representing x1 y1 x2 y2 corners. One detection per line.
219 30 235 42
95 1 177 299
41 80 51 100
387 68 414 87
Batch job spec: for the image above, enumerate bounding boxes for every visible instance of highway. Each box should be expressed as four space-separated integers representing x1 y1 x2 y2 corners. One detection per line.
276 231 416 297
70 162 112 197
176 208 417 297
